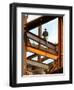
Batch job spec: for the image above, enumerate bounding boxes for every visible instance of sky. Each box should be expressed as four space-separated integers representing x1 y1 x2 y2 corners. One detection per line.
29 15 58 44
25 15 58 64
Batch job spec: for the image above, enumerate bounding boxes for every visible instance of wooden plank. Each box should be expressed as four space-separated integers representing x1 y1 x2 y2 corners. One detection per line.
27 32 56 50
27 46 58 60
24 16 57 30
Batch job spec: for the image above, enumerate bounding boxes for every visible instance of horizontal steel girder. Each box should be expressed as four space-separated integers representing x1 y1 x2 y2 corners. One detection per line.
27 46 58 60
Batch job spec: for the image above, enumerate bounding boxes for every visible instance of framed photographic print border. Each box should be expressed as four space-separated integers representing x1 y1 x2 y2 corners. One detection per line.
10 3 72 87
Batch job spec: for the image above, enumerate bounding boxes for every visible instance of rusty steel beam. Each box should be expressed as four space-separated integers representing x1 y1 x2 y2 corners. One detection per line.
38 25 42 61
30 43 57 55
22 14 28 75
27 32 56 50
48 58 63 73
50 67 63 74
24 16 57 31
26 59 49 70
58 17 63 68
27 46 58 60
27 53 37 59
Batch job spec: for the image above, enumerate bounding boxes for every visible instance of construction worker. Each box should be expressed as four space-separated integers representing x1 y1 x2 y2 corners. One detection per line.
42 28 48 41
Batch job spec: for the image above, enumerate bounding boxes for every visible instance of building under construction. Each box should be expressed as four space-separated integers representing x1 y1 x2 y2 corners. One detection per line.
22 14 63 75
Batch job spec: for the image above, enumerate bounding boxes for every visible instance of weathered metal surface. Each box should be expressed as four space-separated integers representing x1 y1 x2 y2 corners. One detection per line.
30 43 57 55
27 46 58 59
24 16 57 30
27 32 56 50
27 60 49 70
27 53 37 59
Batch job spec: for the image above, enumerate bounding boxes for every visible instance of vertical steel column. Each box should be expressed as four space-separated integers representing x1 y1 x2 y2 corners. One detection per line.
24 32 27 75
23 15 28 75
58 17 63 69
38 25 42 62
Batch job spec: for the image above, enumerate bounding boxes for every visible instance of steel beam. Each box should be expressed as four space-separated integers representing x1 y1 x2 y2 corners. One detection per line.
30 43 57 55
27 53 37 59
26 59 49 70
27 32 56 50
27 46 58 60
58 17 63 68
24 16 57 30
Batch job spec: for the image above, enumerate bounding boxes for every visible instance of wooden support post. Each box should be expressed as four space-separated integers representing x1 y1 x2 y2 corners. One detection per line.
58 17 63 69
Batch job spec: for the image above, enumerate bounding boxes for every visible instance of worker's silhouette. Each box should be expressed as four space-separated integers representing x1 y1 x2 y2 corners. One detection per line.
42 28 48 41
